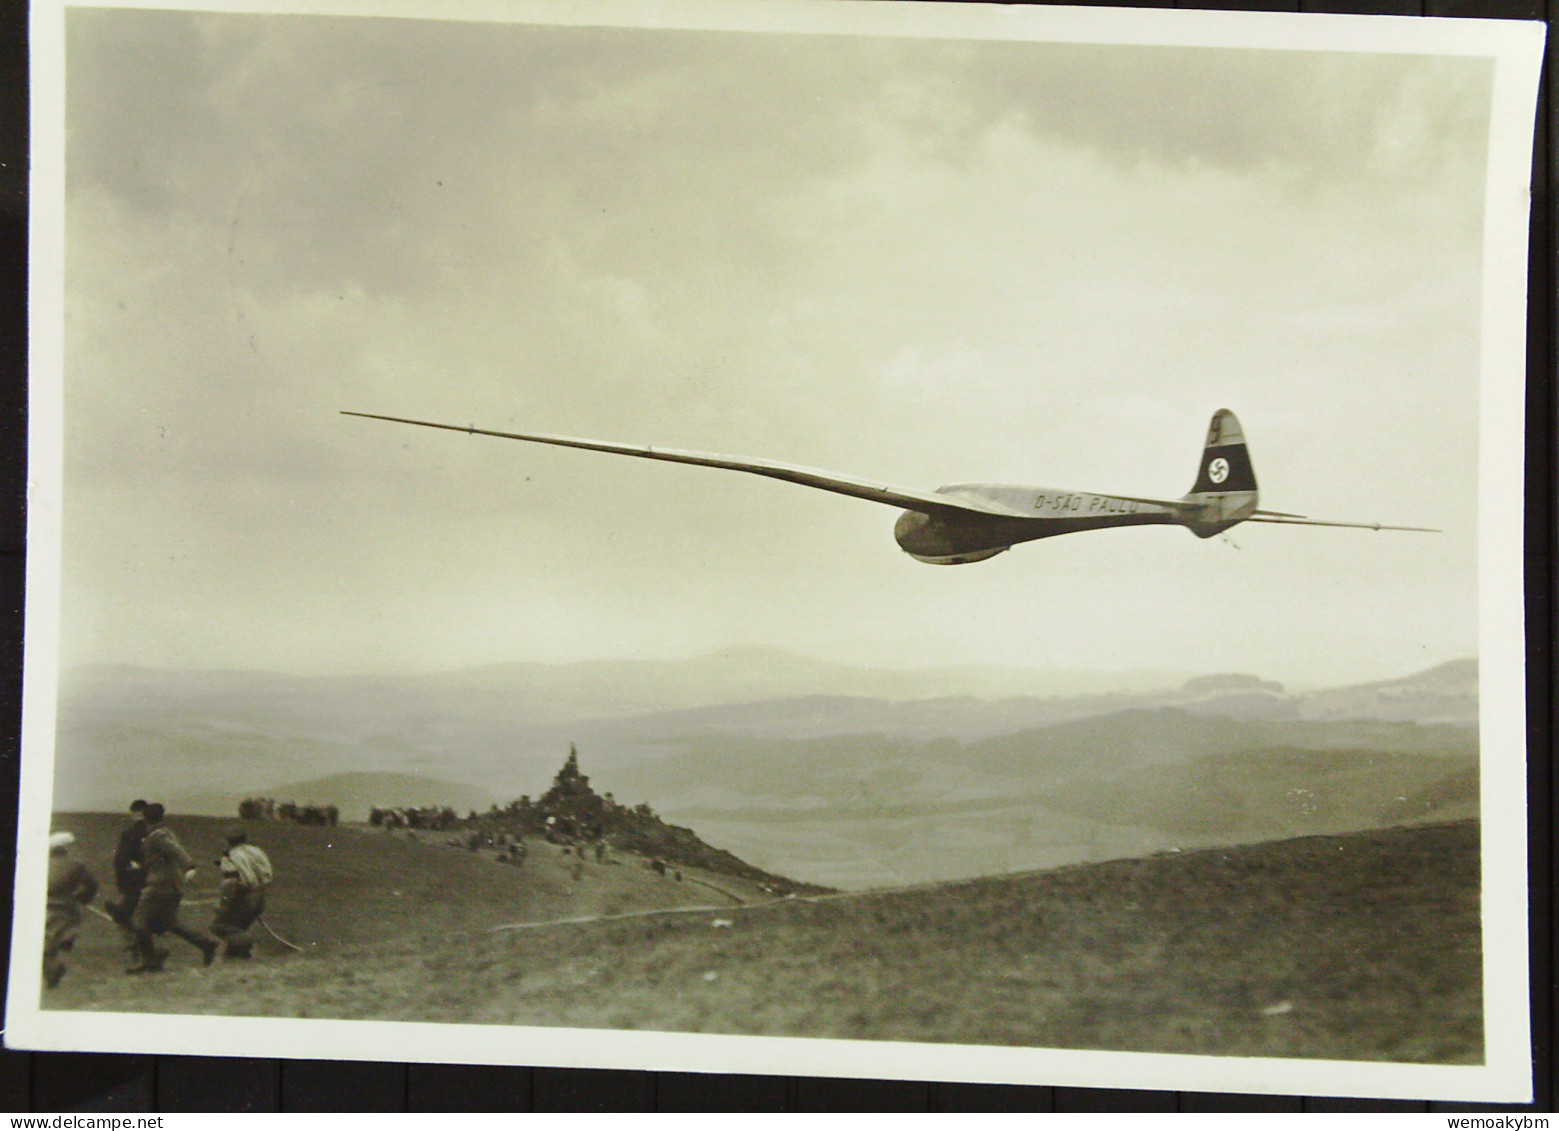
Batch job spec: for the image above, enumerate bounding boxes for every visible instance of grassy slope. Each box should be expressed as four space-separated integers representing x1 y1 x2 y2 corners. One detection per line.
46 813 769 958
44 816 1481 1064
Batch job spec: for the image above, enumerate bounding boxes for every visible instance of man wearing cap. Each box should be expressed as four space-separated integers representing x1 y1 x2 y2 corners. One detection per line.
128 803 217 972
209 827 273 959
44 831 98 989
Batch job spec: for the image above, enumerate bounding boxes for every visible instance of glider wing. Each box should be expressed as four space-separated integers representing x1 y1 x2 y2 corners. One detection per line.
341 412 1019 518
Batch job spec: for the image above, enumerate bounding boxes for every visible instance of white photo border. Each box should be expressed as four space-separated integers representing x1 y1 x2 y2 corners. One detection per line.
9 0 1545 1104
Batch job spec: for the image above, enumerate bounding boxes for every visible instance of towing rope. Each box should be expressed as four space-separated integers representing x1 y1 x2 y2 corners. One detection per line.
88 901 305 953
258 915 305 952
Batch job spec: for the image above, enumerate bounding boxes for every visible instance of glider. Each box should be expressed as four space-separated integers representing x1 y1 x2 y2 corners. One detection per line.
341 408 1436 565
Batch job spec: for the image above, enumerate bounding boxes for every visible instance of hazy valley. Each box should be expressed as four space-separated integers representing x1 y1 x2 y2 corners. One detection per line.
51 652 1478 887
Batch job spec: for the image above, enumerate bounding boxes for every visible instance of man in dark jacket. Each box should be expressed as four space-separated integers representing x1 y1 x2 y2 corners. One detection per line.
128 803 217 973
106 799 148 964
44 831 98 989
106 799 147 923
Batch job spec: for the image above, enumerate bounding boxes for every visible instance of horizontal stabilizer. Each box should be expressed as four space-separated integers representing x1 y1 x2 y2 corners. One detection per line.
1244 514 1439 533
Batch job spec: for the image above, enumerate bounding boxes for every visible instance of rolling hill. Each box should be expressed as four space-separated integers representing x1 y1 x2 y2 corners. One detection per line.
606 710 1476 887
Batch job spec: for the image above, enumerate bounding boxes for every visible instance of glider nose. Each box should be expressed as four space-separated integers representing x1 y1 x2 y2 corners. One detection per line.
893 508 1009 564
893 509 932 554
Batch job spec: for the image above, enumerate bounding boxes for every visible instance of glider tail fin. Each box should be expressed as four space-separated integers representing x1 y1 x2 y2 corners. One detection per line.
1182 408 1258 538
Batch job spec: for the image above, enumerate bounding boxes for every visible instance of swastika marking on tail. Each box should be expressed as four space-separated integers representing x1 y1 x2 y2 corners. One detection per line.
1208 457 1230 484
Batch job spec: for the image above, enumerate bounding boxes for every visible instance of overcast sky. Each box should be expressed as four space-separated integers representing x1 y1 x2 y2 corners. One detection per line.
58 5 1494 687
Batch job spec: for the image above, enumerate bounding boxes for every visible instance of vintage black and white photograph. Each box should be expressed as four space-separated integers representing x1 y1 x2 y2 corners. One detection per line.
8 0 1543 1104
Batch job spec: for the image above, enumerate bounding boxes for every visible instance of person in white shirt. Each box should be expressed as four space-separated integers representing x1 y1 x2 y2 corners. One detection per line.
209 826 274 959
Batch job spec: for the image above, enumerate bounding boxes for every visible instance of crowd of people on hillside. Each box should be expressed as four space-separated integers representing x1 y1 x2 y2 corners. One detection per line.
368 805 463 831
44 800 275 989
357 747 799 894
437 826 529 864
238 797 339 826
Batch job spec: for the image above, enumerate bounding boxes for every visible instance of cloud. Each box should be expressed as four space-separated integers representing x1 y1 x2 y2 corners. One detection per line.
933 42 1492 190
56 8 1487 679
71 13 1491 296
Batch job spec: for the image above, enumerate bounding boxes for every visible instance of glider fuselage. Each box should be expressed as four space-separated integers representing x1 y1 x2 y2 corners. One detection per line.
893 486 1204 565
891 477 1265 561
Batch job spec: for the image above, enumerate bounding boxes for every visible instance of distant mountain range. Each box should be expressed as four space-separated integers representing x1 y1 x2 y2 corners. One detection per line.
600 689 1477 887
50 652 1478 887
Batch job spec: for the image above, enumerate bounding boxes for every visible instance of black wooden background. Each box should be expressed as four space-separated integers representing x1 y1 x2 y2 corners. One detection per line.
0 0 1550 1113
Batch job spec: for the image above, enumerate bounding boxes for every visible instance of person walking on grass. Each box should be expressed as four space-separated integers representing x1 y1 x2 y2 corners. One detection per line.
209 826 272 959
44 831 98 989
106 798 149 964
128 803 217 973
